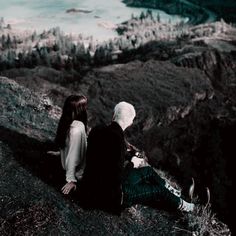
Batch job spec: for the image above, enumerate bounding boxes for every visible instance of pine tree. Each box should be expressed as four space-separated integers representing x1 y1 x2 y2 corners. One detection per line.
157 12 161 23
40 47 50 66
31 51 41 66
12 36 17 49
65 57 73 71
6 24 11 30
71 44 77 55
0 55 7 70
1 34 6 49
88 41 96 52
139 11 146 21
94 46 106 65
17 52 24 67
6 34 11 49
7 50 14 68
0 17 4 30
146 9 153 20
31 31 37 42
85 49 91 64
52 52 63 70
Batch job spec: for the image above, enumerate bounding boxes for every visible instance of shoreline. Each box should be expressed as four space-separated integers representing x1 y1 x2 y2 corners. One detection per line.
122 0 217 25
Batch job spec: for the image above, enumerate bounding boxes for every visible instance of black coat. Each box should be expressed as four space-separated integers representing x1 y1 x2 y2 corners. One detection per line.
79 122 126 215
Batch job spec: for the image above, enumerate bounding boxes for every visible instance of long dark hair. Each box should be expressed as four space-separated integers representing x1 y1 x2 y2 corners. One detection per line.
55 95 88 149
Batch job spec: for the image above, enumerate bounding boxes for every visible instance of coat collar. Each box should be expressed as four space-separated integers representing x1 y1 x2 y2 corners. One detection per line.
110 121 124 136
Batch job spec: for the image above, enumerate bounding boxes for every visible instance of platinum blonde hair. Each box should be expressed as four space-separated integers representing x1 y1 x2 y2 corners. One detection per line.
113 101 136 122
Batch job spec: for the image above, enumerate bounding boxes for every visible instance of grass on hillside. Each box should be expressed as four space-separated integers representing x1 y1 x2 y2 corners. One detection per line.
186 204 231 235
154 168 231 235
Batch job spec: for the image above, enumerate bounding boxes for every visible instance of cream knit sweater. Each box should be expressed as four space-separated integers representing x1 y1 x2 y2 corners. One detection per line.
60 120 87 183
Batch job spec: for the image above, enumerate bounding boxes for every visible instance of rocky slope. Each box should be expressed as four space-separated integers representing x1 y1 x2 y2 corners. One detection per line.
0 21 235 235
106 22 236 232
0 76 196 235
0 52 232 234
79 53 235 235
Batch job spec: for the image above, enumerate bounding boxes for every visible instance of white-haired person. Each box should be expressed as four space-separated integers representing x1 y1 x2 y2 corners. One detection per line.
79 102 194 215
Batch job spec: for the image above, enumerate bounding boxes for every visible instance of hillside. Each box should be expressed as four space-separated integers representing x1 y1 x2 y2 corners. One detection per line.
0 4 235 234
0 76 208 235
0 41 234 234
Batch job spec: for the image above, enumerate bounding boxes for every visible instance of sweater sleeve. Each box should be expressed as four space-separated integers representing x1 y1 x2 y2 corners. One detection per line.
65 123 87 183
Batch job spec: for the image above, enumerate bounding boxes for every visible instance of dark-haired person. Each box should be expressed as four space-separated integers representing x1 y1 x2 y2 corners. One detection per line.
79 102 194 214
55 95 88 195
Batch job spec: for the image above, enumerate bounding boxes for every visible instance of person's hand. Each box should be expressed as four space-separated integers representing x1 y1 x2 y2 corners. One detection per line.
131 156 145 168
61 182 77 195
126 142 139 152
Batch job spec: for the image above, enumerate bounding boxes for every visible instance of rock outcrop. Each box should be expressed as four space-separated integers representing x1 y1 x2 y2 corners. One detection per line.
81 60 213 145
0 77 60 142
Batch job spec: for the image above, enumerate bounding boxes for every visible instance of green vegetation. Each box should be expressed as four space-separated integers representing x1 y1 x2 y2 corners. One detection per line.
0 13 183 70
1 12 229 72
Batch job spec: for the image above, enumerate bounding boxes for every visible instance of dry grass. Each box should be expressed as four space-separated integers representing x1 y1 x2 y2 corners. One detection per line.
149 167 231 236
178 204 231 236
0 203 61 235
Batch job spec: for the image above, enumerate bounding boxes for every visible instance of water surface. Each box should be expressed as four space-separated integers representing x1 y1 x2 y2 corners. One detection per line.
0 0 186 41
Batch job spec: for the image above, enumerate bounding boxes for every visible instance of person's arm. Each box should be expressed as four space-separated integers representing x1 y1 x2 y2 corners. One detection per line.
62 123 87 194
125 140 148 168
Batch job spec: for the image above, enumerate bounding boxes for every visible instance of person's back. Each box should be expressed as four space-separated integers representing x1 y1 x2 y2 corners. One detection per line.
79 101 195 215
79 122 125 214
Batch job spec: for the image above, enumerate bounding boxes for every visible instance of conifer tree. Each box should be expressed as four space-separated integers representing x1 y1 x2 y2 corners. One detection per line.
6 34 11 49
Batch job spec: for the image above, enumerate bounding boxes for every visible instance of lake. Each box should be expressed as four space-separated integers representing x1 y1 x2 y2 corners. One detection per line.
0 0 186 41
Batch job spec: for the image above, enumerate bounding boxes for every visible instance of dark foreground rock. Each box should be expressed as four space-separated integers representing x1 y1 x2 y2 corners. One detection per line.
82 60 213 145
